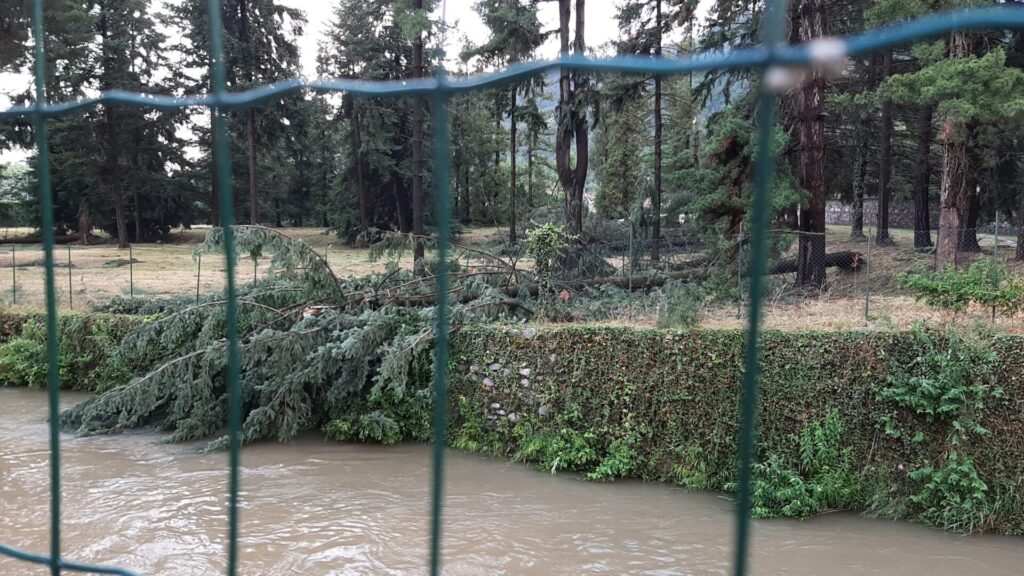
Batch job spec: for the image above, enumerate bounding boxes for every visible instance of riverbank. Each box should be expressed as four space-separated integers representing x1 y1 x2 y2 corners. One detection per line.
447 325 1024 534
5 388 1023 575
1 310 1021 533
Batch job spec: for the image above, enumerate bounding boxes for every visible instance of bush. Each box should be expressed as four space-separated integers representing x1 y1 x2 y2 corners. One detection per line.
0 312 143 390
0 337 48 388
898 260 1024 317
738 410 867 518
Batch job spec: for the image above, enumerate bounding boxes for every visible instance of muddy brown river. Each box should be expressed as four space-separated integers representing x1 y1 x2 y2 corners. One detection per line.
2 388 1022 575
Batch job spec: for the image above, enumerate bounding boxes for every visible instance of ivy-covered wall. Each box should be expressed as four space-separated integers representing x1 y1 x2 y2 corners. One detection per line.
448 325 1024 534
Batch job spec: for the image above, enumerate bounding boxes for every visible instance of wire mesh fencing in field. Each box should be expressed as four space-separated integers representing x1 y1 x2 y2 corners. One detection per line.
4 1 1024 576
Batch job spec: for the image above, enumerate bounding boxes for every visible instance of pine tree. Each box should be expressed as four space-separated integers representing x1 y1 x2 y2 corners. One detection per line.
471 0 543 244
97 0 186 247
882 24 1024 268
594 85 647 220
319 0 437 241
165 0 304 226
616 0 696 260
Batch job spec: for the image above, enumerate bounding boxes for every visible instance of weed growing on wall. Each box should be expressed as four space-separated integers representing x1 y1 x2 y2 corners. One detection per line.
731 410 866 518
878 325 1005 532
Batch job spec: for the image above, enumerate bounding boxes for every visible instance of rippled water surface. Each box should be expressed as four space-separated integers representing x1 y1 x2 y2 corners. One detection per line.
2 388 1022 575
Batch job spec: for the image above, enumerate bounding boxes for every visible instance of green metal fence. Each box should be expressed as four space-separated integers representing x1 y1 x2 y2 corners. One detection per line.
2 1 1024 574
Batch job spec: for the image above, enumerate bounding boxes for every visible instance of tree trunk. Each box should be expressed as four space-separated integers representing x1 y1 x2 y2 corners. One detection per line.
852 54 878 240
78 201 91 246
913 105 933 249
876 49 894 247
556 0 574 231
463 165 472 223
797 0 827 286
247 109 259 225
114 199 129 249
1017 158 1024 261
527 131 535 209
851 134 867 240
509 98 517 243
411 0 425 263
651 0 663 262
395 178 411 233
133 187 141 242
555 0 588 239
959 184 981 252
937 135 969 268
936 32 971 269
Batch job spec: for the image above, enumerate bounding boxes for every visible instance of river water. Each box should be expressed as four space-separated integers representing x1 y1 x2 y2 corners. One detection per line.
2 388 1022 575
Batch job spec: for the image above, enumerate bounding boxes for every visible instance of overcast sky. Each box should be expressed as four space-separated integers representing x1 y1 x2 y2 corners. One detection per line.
279 0 627 76
1 0 709 163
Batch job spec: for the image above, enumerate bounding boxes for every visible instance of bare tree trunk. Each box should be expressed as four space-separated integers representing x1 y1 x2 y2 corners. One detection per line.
463 165 472 223
509 98 517 243
937 32 970 269
555 0 588 238
411 0 425 263
651 0 663 262
852 54 877 240
78 201 91 246
851 135 867 240
527 130 535 209
797 0 827 286
913 104 933 249
247 109 259 225
133 187 141 242
395 178 411 233
959 183 981 252
353 110 369 233
876 49 894 247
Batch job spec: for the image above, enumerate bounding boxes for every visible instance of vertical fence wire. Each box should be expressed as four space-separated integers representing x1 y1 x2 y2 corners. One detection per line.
205 0 244 573
733 0 788 574
865 224 873 320
196 251 202 304
6 4 1024 576
428 78 453 576
31 0 64 569
129 244 134 299
67 244 72 310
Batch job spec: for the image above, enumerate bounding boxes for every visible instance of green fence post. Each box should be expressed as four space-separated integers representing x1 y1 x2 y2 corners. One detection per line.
206 0 243 574
11 245 15 305
196 251 202 305
30 0 65 571
737 227 743 319
67 243 72 310
992 212 999 323
733 1 787 575
428 75 453 576
864 224 872 321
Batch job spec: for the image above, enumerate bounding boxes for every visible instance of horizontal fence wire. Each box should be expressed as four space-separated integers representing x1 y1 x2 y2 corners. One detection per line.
4 1 1024 575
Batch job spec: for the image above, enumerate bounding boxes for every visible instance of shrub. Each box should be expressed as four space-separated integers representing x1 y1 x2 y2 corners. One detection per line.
898 260 1024 317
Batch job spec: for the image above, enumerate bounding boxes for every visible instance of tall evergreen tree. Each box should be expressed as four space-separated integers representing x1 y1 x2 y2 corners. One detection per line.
166 0 304 225
471 0 543 244
616 0 696 260
796 0 829 286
